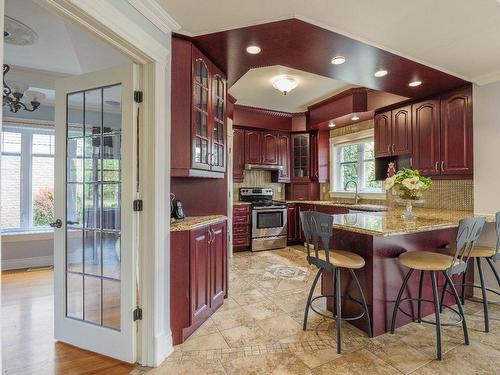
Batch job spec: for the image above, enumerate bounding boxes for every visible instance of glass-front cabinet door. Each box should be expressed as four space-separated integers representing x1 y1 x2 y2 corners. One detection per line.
211 74 225 172
291 133 310 180
192 56 211 171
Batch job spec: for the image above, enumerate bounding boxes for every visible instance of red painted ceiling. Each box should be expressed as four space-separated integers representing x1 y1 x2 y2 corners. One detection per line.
190 18 469 99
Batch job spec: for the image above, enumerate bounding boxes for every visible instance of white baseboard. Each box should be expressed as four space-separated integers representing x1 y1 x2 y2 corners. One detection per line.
2 255 53 271
154 331 173 367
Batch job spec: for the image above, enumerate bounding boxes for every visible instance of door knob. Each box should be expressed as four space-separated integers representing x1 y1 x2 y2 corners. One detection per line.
50 219 63 228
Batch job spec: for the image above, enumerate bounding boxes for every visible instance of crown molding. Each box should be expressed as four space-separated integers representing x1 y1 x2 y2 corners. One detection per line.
128 0 181 34
234 104 294 118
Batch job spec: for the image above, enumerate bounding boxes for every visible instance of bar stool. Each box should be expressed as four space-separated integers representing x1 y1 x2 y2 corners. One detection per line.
300 211 372 354
440 212 500 332
390 216 486 360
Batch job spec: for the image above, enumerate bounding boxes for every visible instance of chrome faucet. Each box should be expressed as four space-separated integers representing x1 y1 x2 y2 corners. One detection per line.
344 180 359 205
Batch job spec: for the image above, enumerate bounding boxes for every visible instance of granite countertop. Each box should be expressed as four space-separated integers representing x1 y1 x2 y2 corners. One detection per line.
234 201 252 205
286 200 388 212
170 215 227 232
331 208 492 237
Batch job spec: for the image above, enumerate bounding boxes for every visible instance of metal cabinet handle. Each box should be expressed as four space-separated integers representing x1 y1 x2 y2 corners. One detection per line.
409 157 413 168
435 161 439 172
387 144 391 154
441 161 445 172
50 219 62 228
392 144 395 153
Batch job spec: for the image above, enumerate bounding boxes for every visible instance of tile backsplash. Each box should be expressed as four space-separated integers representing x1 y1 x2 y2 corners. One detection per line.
233 170 285 201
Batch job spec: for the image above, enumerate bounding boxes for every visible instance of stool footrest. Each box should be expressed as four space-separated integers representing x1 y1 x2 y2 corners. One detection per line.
309 295 366 322
397 297 464 327
444 283 500 298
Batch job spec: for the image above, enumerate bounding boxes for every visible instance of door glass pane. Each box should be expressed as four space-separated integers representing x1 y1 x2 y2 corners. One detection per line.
103 85 121 133
66 84 122 330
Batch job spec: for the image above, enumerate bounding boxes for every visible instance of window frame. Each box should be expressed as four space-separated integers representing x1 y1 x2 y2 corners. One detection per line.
329 128 386 200
1 118 56 233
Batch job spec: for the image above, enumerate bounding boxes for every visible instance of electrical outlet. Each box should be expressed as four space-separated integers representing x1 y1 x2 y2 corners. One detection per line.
277 186 282 193
322 186 326 193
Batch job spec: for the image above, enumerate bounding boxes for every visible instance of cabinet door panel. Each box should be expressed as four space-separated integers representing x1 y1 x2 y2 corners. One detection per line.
440 87 473 176
210 222 227 309
262 131 278 165
291 133 310 181
244 130 262 164
297 204 314 243
392 106 412 155
278 133 291 181
190 227 211 324
232 127 245 182
412 100 440 176
374 112 392 157
211 73 226 172
287 204 297 243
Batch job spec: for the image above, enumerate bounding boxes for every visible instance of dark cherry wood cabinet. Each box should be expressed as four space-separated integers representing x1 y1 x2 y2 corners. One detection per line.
277 133 291 182
310 130 329 183
374 111 392 157
171 37 226 178
314 205 349 215
285 182 320 201
262 131 279 165
297 203 314 242
233 204 251 251
439 86 473 176
244 129 262 164
391 106 412 156
232 127 245 182
412 99 441 176
374 107 411 157
291 133 310 181
170 219 227 344
287 204 298 244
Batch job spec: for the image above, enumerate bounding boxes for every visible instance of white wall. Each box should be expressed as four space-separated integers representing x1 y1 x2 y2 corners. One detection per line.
473 82 500 301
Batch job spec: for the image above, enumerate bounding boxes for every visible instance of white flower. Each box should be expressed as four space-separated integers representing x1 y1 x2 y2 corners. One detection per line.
402 176 422 190
384 176 396 191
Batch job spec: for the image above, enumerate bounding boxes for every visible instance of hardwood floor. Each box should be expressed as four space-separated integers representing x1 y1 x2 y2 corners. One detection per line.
1 268 136 375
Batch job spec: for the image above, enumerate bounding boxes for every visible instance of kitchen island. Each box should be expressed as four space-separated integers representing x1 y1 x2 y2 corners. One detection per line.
319 208 490 336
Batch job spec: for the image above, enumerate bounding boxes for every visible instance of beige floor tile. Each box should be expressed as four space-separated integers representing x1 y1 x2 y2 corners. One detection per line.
220 324 272 348
241 300 284 321
232 288 268 306
188 317 219 339
256 313 304 341
151 358 226 375
175 332 229 352
211 307 255 331
221 352 313 375
312 348 401 375
293 347 342 369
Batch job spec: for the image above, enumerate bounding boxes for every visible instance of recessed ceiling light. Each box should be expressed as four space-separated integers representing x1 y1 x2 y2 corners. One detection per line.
409 80 422 87
271 75 298 95
246 45 261 54
374 70 388 77
331 56 346 65
328 122 336 128
351 115 360 121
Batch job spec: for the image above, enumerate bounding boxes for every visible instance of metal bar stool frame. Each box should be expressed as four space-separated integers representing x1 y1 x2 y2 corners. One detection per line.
390 216 486 360
300 211 372 354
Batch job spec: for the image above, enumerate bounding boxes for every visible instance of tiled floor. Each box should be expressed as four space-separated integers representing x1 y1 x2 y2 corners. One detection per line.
138 246 500 374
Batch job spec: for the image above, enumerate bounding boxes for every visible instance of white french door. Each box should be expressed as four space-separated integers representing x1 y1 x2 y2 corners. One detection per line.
53 64 138 362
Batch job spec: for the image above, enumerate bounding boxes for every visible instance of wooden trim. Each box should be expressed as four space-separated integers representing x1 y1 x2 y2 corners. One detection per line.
128 0 181 33
234 104 293 118
307 87 367 111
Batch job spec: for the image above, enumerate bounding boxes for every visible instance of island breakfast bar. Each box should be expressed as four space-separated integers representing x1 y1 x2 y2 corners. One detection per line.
320 208 488 337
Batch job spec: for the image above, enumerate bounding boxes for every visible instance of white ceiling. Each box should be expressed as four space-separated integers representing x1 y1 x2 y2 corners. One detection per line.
229 65 352 112
158 0 500 85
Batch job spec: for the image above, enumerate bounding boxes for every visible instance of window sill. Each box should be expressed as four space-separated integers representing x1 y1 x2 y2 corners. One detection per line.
1 229 54 243
330 191 387 200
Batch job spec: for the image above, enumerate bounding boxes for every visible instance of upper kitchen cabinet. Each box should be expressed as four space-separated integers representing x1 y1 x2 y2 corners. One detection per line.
310 130 329 183
232 127 245 182
171 37 226 178
291 133 310 181
276 132 291 182
374 106 411 158
412 99 441 176
262 131 279 165
244 129 262 164
439 86 473 176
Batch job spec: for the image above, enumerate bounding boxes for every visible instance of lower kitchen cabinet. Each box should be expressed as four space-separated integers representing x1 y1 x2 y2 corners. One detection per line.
233 204 251 251
287 204 298 244
297 204 314 243
170 219 227 344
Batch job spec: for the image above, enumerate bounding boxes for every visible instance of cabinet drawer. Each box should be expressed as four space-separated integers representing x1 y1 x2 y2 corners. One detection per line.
233 234 250 246
233 205 250 214
233 225 249 236
233 215 250 225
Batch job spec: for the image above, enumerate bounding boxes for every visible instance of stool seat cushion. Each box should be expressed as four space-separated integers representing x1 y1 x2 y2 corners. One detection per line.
317 250 365 269
399 251 463 271
446 246 496 258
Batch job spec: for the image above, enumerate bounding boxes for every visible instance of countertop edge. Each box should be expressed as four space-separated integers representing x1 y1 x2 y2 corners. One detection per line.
170 215 227 232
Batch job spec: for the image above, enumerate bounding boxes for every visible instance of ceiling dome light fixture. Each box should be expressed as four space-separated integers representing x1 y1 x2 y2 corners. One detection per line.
351 114 360 121
331 56 346 65
374 70 388 77
271 74 298 95
409 80 422 87
246 45 261 54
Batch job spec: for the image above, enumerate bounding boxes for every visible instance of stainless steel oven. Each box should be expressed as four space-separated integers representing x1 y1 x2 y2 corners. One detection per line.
239 187 288 252
251 206 287 251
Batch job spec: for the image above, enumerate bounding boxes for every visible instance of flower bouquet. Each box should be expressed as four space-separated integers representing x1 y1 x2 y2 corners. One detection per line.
384 169 432 220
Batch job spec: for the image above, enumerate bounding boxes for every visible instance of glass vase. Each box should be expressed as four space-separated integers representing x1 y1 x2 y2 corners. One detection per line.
401 200 416 220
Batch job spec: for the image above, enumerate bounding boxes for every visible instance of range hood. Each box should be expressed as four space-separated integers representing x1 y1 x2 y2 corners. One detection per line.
245 164 283 171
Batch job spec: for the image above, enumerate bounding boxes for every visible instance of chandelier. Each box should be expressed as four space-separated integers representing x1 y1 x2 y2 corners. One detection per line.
3 64 44 113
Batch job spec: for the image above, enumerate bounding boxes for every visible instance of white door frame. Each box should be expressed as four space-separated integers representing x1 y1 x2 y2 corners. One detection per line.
1 0 177 367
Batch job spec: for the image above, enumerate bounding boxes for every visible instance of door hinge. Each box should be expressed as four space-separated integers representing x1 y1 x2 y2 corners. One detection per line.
133 199 143 212
133 307 143 321
134 90 143 103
